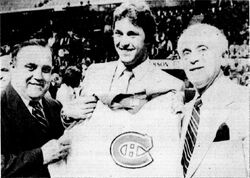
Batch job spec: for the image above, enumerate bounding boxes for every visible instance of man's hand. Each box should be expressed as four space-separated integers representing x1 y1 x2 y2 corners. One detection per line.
41 136 71 165
62 95 98 120
171 92 184 114
171 92 184 138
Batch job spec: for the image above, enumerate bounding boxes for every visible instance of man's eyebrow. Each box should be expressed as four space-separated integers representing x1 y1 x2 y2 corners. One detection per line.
1 68 9 71
127 31 139 35
197 45 208 49
114 29 122 33
43 65 52 69
182 48 191 53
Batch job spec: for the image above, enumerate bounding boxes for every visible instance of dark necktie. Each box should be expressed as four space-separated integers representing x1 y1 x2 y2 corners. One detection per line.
181 97 202 176
29 100 49 133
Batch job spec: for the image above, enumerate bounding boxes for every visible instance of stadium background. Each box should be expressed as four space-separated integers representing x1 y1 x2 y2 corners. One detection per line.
0 0 249 86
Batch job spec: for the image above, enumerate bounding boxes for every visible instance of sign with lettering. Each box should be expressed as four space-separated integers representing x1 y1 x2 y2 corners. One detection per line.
151 59 183 69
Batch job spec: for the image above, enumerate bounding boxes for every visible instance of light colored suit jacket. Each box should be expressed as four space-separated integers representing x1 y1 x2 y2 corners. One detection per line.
180 76 249 178
49 61 185 177
82 60 183 99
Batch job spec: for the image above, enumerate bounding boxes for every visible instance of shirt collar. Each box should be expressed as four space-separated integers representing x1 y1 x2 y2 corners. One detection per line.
11 82 43 108
116 58 151 80
115 61 127 79
199 73 229 106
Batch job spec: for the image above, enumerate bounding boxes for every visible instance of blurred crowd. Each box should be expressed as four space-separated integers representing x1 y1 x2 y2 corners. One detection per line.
1 0 249 98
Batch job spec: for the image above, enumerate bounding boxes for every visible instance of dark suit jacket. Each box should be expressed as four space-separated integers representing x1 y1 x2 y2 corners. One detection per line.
1 84 64 177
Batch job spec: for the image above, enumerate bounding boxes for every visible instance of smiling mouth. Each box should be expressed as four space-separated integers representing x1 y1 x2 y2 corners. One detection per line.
29 83 44 87
119 48 134 52
190 66 204 71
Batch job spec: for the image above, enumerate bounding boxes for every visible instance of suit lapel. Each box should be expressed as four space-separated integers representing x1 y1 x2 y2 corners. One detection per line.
6 84 45 138
42 97 53 128
94 63 118 104
42 97 64 138
96 63 117 96
185 77 234 178
186 103 227 177
139 64 164 94
103 64 117 94
144 63 183 96
7 84 34 122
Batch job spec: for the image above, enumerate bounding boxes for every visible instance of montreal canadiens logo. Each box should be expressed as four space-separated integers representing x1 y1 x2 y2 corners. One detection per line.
110 131 153 169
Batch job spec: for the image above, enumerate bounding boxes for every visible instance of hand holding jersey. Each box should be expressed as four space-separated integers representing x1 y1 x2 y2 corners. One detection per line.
48 93 182 177
52 1 184 177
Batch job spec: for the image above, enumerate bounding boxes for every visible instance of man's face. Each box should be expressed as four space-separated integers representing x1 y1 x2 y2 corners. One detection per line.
0 55 11 90
11 45 52 100
113 17 147 66
179 35 222 89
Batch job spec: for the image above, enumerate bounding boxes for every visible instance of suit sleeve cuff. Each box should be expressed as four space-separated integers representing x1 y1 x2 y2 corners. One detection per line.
28 148 44 167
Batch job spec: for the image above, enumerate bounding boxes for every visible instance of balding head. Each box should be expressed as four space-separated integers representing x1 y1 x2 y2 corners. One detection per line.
177 23 229 90
177 23 228 57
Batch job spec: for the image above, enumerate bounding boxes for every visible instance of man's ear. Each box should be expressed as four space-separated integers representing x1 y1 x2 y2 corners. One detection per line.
222 50 228 58
221 50 229 67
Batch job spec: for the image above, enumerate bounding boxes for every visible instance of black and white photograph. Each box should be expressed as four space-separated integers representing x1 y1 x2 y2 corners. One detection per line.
0 0 249 177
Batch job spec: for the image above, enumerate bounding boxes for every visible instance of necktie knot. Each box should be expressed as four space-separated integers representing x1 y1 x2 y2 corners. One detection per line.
29 100 42 109
194 97 202 110
29 100 48 132
112 69 134 94
122 69 134 80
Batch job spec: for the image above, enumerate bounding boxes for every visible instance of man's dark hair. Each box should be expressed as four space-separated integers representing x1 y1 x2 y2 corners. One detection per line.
113 0 156 45
62 66 81 88
11 38 51 65
0 45 11 57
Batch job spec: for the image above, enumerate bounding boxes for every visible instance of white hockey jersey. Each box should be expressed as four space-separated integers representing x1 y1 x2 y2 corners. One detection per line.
48 95 182 177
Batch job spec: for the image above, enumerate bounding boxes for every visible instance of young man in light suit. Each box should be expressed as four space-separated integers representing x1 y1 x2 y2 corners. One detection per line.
1 39 71 177
62 0 183 124
52 1 184 177
177 23 249 177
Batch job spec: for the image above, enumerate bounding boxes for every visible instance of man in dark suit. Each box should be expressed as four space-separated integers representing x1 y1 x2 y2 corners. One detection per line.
1 39 71 177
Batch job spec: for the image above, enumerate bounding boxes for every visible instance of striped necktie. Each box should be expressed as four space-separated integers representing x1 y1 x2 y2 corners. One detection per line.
181 97 202 176
29 100 49 133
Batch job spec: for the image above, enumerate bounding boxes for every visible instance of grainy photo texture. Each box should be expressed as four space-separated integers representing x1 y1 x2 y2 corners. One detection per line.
1 0 249 177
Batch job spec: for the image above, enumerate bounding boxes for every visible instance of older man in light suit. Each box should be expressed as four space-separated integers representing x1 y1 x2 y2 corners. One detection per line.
177 23 249 178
